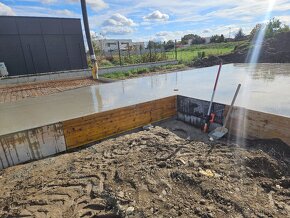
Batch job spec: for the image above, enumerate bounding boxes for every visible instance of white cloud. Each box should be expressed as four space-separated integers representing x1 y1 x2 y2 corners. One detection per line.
40 0 58 4
55 9 76 17
153 30 193 41
101 26 135 35
0 2 15 15
12 5 79 18
22 0 108 11
103 13 137 27
276 15 290 24
202 29 211 34
143 10 169 21
68 0 108 12
101 13 137 35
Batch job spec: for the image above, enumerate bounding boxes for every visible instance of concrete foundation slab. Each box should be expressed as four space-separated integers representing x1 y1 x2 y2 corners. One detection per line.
1 63 290 136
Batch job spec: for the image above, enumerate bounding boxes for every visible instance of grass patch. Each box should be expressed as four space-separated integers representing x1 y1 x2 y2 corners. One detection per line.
166 41 246 64
101 64 186 80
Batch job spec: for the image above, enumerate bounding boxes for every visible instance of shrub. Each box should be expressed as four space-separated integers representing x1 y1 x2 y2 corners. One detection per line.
99 59 114 67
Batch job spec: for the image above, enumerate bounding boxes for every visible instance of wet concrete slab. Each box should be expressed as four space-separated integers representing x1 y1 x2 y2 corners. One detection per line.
1 63 290 136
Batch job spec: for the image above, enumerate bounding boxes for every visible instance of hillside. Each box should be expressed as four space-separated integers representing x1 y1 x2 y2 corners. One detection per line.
192 32 290 67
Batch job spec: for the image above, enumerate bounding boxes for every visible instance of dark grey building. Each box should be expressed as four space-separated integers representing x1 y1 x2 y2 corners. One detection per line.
0 16 88 76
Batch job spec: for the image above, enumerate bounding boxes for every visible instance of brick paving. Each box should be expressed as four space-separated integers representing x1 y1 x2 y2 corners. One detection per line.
0 78 100 104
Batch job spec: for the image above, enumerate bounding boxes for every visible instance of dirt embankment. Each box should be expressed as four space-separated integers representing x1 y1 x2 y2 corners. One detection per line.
0 120 290 218
192 32 290 67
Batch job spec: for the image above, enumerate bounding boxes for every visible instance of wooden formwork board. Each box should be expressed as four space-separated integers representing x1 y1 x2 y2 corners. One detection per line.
225 106 290 145
63 96 177 149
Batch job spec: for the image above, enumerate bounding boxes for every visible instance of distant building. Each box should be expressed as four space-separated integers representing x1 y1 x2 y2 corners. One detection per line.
204 37 211 44
95 39 145 52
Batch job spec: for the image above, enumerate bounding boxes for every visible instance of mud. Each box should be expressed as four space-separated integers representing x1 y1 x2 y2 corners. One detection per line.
0 120 290 217
0 78 100 104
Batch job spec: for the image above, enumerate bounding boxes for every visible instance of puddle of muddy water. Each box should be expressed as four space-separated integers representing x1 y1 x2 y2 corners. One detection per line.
1 63 290 136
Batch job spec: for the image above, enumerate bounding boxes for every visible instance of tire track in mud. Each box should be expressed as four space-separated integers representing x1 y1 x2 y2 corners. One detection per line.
0 124 290 217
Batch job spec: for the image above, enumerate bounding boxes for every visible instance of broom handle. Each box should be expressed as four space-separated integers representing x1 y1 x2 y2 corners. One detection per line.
223 84 241 128
207 63 222 116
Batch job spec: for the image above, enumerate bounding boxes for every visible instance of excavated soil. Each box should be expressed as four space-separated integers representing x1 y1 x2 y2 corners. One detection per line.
0 78 100 104
0 121 290 217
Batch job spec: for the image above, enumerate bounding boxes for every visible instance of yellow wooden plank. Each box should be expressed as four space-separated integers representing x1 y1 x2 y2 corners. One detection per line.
63 96 177 149
225 105 290 145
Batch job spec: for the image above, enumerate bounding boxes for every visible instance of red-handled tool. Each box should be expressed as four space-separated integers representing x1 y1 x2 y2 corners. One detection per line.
203 62 222 133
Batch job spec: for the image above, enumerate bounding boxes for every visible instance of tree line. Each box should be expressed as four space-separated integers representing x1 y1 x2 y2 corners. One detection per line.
165 17 290 47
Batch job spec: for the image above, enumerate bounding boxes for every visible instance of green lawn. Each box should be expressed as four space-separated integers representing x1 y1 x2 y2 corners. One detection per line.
166 41 245 64
101 64 186 80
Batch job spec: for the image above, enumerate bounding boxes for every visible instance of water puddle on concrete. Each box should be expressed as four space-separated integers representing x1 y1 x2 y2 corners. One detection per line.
1 63 290 135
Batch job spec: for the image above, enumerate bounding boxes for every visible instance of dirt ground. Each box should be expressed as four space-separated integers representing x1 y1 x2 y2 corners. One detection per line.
0 120 290 218
0 78 100 104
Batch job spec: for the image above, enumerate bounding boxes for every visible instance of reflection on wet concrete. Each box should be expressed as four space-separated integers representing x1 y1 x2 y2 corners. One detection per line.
1 63 290 135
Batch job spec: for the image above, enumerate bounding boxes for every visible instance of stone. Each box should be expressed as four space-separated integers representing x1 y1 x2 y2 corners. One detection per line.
199 199 206 205
162 189 167 195
126 206 135 214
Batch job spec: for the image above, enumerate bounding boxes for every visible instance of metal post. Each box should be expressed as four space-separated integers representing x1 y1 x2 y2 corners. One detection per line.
149 43 152 62
174 39 177 60
81 0 98 79
118 41 122 66
139 45 142 55
127 43 131 60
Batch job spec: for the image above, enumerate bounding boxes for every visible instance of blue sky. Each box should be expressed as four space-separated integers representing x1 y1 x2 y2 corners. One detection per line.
1 0 290 42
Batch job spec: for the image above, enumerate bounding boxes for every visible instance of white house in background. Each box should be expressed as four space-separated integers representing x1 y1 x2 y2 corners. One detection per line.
95 39 145 52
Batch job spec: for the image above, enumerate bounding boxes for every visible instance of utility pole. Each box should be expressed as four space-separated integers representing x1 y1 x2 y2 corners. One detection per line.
81 0 98 79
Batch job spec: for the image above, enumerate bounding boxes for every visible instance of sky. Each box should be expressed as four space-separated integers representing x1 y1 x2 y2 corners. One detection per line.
1 0 290 42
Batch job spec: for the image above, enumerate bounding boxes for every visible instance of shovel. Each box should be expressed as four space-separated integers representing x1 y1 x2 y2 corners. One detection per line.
209 84 241 141
203 62 222 133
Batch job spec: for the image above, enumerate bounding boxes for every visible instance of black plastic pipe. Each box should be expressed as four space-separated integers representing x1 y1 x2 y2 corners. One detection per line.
80 0 98 79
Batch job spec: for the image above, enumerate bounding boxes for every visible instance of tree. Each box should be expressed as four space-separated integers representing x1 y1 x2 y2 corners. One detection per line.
181 34 205 45
210 35 219 43
181 34 194 45
250 24 263 39
164 40 175 50
220 34 225 42
250 18 290 40
265 18 289 38
147 41 162 49
210 34 225 43
235 28 246 41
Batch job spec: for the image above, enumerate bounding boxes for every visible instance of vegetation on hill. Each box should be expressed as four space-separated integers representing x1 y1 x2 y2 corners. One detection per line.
250 18 290 40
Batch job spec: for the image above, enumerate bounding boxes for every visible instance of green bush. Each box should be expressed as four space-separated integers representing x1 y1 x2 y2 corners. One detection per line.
99 59 114 67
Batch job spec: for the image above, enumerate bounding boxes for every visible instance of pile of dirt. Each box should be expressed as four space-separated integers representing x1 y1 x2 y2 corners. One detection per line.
192 31 290 67
0 123 290 217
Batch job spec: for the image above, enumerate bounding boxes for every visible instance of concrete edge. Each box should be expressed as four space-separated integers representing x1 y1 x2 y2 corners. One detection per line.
0 60 178 87
1 95 290 170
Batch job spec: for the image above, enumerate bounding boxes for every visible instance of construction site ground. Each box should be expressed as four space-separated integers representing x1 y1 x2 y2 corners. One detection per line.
0 119 290 218
0 78 100 104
